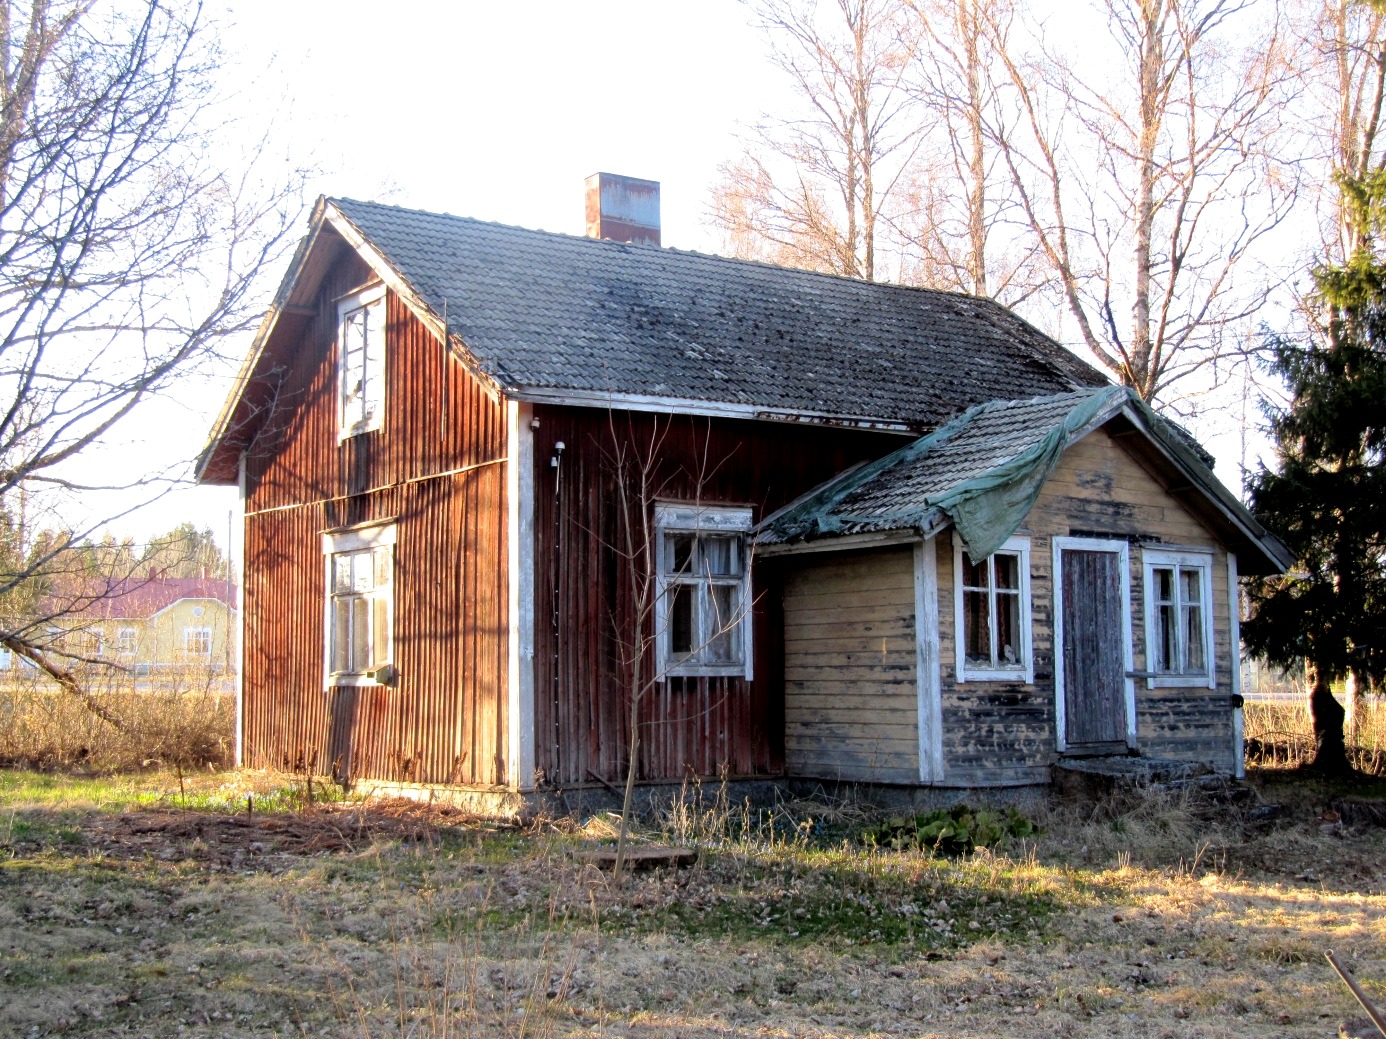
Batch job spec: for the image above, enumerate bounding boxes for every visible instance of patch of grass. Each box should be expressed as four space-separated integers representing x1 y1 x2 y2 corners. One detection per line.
622 848 1063 951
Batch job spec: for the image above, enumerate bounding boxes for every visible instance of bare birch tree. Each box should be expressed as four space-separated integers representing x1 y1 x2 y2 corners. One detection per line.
710 0 923 280
0 0 302 687
984 0 1298 402
898 0 1048 303
1291 0 1386 259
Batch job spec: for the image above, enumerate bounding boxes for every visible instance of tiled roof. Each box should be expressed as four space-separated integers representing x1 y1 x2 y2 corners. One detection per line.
759 388 1130 544
330 198 1109 428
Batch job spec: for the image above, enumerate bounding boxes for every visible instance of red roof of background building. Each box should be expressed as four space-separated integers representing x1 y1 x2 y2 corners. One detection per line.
67 576 239 620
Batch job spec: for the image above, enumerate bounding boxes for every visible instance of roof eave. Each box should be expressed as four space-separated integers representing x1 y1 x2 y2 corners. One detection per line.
196 198 514 486
1117 403 1292 574
511 386 922 434
195 199 333 484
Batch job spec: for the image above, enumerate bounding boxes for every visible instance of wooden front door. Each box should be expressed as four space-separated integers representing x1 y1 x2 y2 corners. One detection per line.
1055 540 1133 750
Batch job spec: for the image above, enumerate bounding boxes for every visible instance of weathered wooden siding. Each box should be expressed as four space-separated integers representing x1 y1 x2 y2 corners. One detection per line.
530 406 902 786
241 253 510 787
782 548 919 783
935 423 1236 783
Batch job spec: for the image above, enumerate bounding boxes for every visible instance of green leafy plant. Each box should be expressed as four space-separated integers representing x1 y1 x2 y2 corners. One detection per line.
862 805 1036 856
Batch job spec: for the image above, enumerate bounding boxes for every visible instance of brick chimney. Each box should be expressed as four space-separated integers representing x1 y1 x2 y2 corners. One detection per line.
584 173 660 246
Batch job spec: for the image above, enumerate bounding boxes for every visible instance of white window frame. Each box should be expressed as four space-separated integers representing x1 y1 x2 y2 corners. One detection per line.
652 503 754 680
953 533 1034 683
115 627 138 656
183 626 213 658
321 522 397 689
337 283 387 440
1141 546 1216 689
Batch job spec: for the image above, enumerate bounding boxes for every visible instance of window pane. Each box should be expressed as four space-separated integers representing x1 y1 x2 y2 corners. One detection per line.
961 553 988 590
994 553 1021 591
1153 567 1175 604
667 535 694 574
963 590 991 665
333 599 351 673
363 299 385 425
995 591 1021 666
1183 604 1204 672
1155 603 1177 671
342 307 367 427
352 551 373 591
351 598 371 673
373 595 390 669
668 584 694 655
334 555 353 593
1179 567 1201 605
702 536 739 577
706 584 740 663
374 547 392 587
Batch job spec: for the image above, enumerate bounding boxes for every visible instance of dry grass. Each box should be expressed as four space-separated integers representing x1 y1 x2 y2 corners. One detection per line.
1244 692 1386 774
2 769 1385 1038
0 666 233 772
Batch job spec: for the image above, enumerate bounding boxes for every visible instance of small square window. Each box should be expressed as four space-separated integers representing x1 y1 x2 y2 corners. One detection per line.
653 504 754 679
183 627 212 657
322 524 396 687
1142 549 1214 688
953 534 1033 683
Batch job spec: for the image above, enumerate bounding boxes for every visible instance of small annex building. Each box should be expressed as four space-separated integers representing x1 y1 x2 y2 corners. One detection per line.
198 177 1289 805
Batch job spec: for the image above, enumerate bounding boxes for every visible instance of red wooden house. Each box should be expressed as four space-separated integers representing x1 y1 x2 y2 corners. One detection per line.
198 176 1289 806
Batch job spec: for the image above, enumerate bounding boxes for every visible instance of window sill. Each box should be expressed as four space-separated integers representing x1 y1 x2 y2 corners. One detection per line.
325 674 390 689
659 665 750 681
338 422 382 443
958 668 1033 684
1145 673 1213 690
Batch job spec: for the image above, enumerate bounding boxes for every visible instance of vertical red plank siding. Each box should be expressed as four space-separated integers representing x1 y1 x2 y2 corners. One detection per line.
531 406 901 786
241 254 509 787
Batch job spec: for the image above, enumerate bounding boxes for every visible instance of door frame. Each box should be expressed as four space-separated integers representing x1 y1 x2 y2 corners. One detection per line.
1051 536 1136 752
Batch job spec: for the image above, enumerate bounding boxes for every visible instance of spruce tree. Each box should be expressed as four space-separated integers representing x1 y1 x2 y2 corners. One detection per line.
1243 173 1386 775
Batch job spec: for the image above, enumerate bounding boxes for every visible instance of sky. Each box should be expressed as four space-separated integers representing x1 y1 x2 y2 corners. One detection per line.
80 0 782 554
77 0 1270 558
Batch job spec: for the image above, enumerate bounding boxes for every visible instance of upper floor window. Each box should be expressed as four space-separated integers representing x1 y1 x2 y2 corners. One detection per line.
338 284 386 438
954 534 1033 683
653 504 753 679
322 522 396 687
1142 548 1214 688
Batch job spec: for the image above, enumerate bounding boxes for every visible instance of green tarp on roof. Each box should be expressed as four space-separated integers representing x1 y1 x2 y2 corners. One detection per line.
758 386 1133 559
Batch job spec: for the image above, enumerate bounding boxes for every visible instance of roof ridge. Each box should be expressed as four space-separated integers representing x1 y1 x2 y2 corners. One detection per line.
328 196 1027 306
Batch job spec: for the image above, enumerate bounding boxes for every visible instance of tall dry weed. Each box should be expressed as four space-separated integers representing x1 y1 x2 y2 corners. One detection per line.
1244 694 1386 774
0 665 233 771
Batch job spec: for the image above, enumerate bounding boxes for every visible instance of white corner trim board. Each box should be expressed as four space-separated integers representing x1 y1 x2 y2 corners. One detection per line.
506 400 537 790
235 451 247 768
1227 552 1245 779
913 538 944 783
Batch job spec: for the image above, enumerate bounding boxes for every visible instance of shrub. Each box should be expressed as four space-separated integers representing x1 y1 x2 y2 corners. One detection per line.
862 805 1036 855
